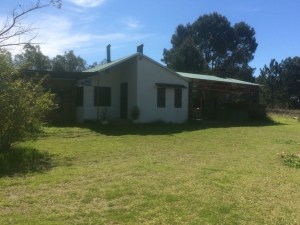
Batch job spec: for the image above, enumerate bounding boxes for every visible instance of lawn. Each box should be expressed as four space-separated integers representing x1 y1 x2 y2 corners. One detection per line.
0 115 299 224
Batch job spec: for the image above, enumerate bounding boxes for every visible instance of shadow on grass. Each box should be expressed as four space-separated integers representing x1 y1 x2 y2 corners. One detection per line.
48 117 286 137
44 112 287 137
0 146 53 177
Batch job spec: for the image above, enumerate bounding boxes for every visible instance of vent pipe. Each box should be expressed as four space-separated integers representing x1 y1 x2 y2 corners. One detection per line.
107 44 111 63
137 44 144 54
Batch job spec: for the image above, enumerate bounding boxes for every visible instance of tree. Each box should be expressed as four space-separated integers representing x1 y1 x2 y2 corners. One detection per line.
257 59 282 108
0 54 56 151
0 0 61 47
87 59 107 69
280 57 300 108
192 13 233 72
162 39 205 73
51 50 87 71
14 43 51 70
257 57 300 109
162 12 258 81
0 48 13 64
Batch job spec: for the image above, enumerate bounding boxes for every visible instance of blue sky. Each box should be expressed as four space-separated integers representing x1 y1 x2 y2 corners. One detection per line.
1 0 300 76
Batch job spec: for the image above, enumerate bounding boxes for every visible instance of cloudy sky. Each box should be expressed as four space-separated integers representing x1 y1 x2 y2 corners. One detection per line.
1 0 300 76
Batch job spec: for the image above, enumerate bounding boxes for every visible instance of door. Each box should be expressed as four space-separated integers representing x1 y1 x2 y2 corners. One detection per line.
120 82 128 119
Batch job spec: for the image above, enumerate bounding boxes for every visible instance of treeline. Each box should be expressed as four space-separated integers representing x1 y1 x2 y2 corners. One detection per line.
2 43 106 71
256 57 300 109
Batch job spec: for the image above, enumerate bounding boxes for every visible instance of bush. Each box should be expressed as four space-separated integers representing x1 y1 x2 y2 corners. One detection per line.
130 106 141 120
0 54 56 151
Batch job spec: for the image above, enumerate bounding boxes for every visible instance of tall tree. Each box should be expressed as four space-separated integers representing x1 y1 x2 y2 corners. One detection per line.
257 57 300 109
14 43 51 70
0 0 61 47
51 50 87 71
162 12 258 81
257 59 282 109
162 39 205 73
280 57 300 108
192 13 233 72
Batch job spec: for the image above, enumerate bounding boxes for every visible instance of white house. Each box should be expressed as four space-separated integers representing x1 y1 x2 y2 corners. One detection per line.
76 44 189 124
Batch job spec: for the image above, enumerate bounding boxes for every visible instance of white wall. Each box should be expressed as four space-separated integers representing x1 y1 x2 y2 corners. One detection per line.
136 57 189 123
82 57 138 120
119 57 138 118
79 55 188 123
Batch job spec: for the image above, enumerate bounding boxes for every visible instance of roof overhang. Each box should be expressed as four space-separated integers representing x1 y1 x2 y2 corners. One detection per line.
156 83 187 89
178 72 263 87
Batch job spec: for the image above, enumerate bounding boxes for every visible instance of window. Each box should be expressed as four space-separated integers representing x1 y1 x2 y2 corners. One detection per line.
157 88 165 107
94 86 111 106
174 88 182 108
76 87 83 106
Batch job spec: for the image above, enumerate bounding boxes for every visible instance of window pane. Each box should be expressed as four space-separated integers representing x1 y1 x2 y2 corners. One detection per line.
174 88 182 108
157 88 165 107
77 87 83 106
94 86 111 106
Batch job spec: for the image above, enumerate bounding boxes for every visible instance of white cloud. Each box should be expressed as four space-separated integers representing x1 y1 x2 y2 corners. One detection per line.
13 15 150 58
1 9 151 63
121 17 143 29
68 0 106 7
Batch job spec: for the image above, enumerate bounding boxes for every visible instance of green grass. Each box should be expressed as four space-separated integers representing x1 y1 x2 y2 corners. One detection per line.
0 115 300 224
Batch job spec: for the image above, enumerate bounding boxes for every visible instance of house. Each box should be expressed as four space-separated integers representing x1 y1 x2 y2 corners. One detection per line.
76 44 189 123
24 44 263 123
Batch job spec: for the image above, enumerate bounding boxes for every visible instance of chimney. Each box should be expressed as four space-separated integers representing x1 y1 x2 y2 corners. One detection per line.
137 44 144 54
107 44 111 63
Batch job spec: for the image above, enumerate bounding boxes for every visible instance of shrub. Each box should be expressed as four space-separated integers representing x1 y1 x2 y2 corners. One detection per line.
99 107 110 121
0 55 56 151
130 106 141 120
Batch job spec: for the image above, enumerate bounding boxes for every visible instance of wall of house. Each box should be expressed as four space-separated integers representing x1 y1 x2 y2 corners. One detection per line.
119 57 138 119
136 57 189 123
81 57 137 121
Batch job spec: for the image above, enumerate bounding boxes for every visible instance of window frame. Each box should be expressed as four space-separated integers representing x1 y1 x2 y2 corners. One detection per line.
174 88 182 108
157 87 166 108
76 87 83 106
94 86 111 107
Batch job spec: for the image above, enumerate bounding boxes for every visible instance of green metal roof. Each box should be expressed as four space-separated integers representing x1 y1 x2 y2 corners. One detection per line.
177 72 261 86
84 54 137 73
83 53 189 82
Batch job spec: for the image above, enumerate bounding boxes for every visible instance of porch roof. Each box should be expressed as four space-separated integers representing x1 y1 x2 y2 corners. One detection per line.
178 72 262 87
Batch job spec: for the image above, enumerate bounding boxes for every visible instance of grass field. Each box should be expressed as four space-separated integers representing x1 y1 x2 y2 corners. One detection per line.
0 115 299 224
